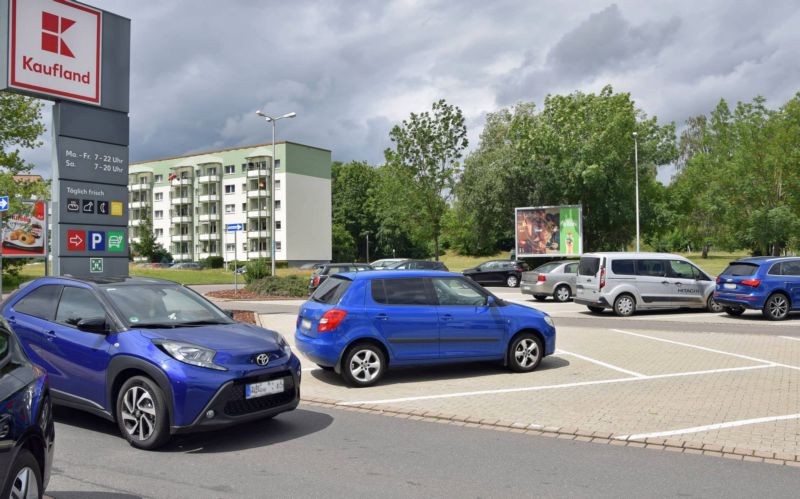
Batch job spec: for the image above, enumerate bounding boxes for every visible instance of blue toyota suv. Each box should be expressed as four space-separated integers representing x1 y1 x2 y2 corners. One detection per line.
714 257 800 320
295 270 556 386
2 276 301 450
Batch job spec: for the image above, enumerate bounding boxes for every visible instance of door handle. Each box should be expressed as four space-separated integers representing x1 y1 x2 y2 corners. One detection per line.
45 330 56 342
440 314 453 322
6 317 15 325
375 314 389 321
661 281 670 285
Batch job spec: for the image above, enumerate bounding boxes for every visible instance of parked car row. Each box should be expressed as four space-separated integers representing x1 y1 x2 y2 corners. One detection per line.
308 260 451 294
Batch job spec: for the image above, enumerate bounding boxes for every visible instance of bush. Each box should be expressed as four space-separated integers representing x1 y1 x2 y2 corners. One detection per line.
245 275 308 297
204 256 224 269
244 259 271 283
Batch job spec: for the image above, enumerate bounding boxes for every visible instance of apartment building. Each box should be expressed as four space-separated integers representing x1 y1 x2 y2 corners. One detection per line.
128 142 331 266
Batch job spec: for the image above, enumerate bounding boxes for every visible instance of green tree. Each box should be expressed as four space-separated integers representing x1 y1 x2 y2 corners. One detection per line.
131 212 171 263
384 99 468 260
331 161 379 261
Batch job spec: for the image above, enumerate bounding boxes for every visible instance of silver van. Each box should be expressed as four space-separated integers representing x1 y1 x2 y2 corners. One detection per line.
574 252 722 316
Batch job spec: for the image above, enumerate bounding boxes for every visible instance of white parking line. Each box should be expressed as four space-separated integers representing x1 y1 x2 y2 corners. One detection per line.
780 336 800 342
556 349 645 378
339 364 773 406
609 329 798 369
617 412 800 440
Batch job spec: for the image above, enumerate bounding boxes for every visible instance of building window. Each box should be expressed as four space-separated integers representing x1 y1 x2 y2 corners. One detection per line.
225 204 235 214
226 243 235 252
275 179 281 190
242 243 247 252
276 241 282 251
155 229 163 237
154 210 163 219
276 220 282 230
224 165 234 174
207 167 217 175
241 163 247 172
224 184 235 194
274 200 281 210
154 174 163 183
242 203 247 212
275 159 280 169
154 192 163 201
242 183 246 192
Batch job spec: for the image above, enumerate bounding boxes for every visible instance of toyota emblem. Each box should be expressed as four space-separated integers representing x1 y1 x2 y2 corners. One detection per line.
255 353 270 366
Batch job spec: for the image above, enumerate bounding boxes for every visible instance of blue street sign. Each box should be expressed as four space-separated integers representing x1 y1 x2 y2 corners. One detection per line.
0 196 8 211
226 223 244 232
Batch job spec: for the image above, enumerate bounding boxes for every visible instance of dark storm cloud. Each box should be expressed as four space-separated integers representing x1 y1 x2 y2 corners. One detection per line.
16 0 800 179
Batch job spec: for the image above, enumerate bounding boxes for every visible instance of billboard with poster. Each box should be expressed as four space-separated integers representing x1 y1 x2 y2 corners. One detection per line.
515 205 582 257
1 200 47 257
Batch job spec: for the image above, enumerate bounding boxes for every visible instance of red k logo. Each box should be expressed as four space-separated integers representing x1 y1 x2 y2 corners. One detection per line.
41 11 75 58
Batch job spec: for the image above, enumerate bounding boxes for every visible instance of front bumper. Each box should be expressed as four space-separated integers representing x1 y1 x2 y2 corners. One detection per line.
171 363 301 434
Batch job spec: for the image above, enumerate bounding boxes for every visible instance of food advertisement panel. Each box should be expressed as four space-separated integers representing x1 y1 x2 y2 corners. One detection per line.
2 201 47 257
515 205 582 257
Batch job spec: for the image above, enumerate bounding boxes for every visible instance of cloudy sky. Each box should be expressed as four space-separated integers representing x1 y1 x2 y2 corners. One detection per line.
18 0 800 182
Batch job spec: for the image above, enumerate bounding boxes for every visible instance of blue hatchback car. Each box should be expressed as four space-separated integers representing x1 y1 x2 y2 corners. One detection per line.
714 257 800 320
295 270 556 386
2 276 301 450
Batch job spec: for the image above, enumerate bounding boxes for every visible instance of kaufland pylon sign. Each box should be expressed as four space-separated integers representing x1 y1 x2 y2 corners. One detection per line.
8 0 102 104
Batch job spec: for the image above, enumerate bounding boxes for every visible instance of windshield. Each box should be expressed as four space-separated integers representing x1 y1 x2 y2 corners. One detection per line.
102 284 234 327
311 277 352 304
533 262 560 274
721 262 759 277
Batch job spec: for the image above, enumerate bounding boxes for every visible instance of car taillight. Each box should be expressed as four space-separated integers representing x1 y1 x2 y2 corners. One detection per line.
313 275 320 287
318 309 347 333
599 267 606 289
741 279 761 287
296 315 301 328
715 276 721 284
537 274 547 282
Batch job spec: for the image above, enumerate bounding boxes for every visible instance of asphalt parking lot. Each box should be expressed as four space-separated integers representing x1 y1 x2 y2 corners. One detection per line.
258 287 800 463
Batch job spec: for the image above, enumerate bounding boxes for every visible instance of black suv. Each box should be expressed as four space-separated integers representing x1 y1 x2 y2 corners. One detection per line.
386 260 449 271
308 263 373 294
0 320 54 498
463 260 530 288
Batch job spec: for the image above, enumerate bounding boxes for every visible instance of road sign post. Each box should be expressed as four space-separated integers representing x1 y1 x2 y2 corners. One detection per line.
226 223 243 295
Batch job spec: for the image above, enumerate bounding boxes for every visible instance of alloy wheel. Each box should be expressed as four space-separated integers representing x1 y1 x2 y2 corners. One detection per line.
514 338 539 369
507 275 519 287
766 294 789 320
121 385 157 441
10 466 39 499
349 349 381 383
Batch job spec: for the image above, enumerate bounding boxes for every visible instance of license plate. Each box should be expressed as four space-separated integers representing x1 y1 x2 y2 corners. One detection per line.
245 379 284 399
723 283 736 290
522 286 530 291
301 318 312 330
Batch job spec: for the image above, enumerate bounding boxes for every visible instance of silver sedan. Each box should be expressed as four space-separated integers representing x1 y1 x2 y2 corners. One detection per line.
520 261 579 302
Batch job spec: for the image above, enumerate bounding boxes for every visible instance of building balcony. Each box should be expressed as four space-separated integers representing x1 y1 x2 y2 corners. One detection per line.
171 178 192 186
172 253 192 261
247 230 269 239
199 252 220 260
129 219 143 226
198 194 219 203
171 234 193 242
247 251 271 259
130 183 151 191
247 209 268 218
247 189 269 199
198 213 219 222
198 175 220 184
128 201 149 209
246 168 269 178
198 233 219 241
171 196 192 205
171 215 192 223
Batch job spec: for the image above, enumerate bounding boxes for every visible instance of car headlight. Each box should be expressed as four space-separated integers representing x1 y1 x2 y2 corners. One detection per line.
543 315 554 328
154 340 227 371
278 334 292 356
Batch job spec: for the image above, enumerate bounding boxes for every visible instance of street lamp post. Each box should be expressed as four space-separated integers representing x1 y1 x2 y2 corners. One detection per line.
632 131 640 252
255 110 296 277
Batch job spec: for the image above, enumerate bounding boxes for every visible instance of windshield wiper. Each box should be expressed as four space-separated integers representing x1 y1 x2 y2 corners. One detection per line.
179 320 232 326
134 322 180 329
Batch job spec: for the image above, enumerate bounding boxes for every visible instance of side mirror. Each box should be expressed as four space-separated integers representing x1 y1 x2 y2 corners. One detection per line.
76 317 109 334
224 310 235 319
486 296 496 307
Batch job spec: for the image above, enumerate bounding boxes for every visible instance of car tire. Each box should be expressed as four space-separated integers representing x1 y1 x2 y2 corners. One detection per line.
553 285 571 303
506 275 519 288
342 343 386 387
2 449 42 499
508 333 543 373
763 293 790 321
723 306 745 316
116 376 170 450
613 294 636 317
533 295 547 302
587 306 605 314
706 295 723 313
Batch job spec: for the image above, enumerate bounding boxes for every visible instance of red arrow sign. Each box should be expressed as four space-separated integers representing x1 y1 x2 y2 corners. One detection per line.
67 229 85 251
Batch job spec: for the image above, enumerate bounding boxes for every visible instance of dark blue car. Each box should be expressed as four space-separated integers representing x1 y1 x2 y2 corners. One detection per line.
714 257 800 320
0 319 54 498
2 276 301 450
295 270 556 386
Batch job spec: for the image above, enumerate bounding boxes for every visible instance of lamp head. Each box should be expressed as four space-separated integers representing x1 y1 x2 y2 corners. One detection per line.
282 112 297 119
255 110 266 118
632 131 638 138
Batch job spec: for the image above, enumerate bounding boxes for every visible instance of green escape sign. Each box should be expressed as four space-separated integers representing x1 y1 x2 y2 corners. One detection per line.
90 258 103 273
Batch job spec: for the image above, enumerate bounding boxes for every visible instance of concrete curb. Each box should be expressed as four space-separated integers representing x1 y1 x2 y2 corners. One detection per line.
301 395 800 467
